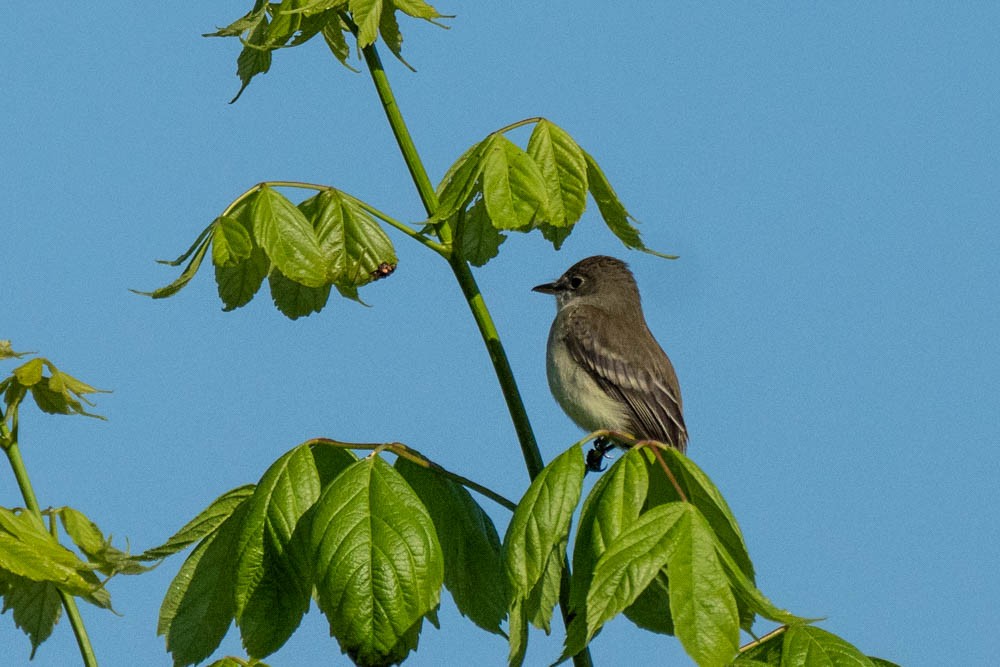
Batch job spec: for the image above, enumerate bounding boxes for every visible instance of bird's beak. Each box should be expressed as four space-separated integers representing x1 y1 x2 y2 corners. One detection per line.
532 281 560 294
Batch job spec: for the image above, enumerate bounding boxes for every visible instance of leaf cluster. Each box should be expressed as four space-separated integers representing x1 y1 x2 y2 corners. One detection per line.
147 436 894 667
0 505 153 658
136 186 397 320
140 117 672 318
436 119 671 266
148 441 511 666
1 357 109 431
207 0 446 101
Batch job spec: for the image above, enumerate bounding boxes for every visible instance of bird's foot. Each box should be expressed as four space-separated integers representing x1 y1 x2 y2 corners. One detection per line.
586 436 617 473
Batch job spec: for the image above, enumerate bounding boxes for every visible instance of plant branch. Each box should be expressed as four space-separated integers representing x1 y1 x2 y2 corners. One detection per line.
0 416 98 667
352 33 588 664
356 37 546 480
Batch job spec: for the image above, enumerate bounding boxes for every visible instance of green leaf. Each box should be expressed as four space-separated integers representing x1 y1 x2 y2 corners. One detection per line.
251 186 328 288
233 444 333 657
310 455 443 665
481 134 551 230
782 624 878 667
526 119 588 228
667 505 740 667
455 196 506 267
714 541 803 627
155 223 215 267
59 507 151 576
268 269 332 319
349 0 383 47
138 485 256 562
379 8 415 71
583 149 676 259
395 457 507 635
12 359 43 386
0 508 100 599
570 448 649 617
300 0 349 14
204 7 268 39
870 658 902 667
217 247 271 311
0 569 62 659
0 341 32 360
734 626 786 664
266 0 304 48
393 0 442 19
7 359 108 420
623 569 674 635
159 500 250 667
321 15 355 69
299 189 397 289
232 17 273 103
507 599 528 667
433 139 489 222
503 443 585 637
562 503 686 660
134 231 213 299
212 216 254 267
645 448 755 593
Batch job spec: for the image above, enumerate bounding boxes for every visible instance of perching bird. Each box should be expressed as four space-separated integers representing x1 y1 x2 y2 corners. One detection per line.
533 256 687 466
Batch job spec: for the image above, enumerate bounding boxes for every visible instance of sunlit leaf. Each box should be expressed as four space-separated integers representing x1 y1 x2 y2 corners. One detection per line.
233 445 330 657
645 448 754 588
212 216 253 267
503 443 584 639
251 186 328 288
159 501 249 667
583 149 676 259
570 448 648 616
395 457 507 635
393 0 442 19
0 508 99 599
310 455 443 665
0 341 32 360
738 624 880 667
349 0 383 47
481 134 551 230
299 189 397 289
667 505 740 667
433 139 488 222
138 485 256 562
526 119 588 228
59 507 151 576
562 503 685 660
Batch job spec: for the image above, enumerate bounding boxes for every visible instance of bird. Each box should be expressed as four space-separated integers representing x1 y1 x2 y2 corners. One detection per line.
533 255 687 468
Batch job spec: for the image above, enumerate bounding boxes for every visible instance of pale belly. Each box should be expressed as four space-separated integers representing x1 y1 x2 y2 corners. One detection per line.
546 336 630 435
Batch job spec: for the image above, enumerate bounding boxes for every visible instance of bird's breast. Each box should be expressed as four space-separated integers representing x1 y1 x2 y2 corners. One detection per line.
545 329 629 435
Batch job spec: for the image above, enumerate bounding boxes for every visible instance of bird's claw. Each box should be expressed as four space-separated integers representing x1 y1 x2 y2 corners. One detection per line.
586 437 617 473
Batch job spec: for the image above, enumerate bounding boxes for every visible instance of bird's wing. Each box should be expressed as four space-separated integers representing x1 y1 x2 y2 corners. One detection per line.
561 305 688 452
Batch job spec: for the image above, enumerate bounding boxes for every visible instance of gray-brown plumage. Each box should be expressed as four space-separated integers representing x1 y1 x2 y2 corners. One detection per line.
533 255 687 453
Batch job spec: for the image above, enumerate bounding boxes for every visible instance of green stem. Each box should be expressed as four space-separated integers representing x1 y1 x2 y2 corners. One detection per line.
355 36 591 667
1 418 98 667
359 40 545 479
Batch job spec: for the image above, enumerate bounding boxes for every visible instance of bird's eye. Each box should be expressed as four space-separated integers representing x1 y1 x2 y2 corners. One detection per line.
569 276 584 289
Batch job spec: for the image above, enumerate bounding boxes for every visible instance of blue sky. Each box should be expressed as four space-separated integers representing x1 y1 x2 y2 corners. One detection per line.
3 3 998 665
